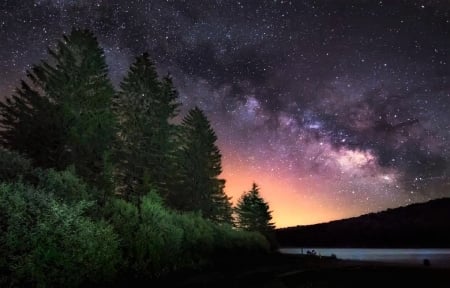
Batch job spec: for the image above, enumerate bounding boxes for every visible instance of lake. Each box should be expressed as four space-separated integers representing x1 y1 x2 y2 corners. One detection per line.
279 248 450 267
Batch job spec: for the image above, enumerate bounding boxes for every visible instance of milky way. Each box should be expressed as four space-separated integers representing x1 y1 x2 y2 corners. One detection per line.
1 0 449 226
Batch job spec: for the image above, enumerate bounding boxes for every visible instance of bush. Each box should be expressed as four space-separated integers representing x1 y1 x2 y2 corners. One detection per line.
0 148 32 183
104 190 270 279
212 224 270 256
37 167 91 203
1 178 272 286
137 193 183 275
103 197 140 271
105 192 183 278
173 212 215 268
0 182 120 287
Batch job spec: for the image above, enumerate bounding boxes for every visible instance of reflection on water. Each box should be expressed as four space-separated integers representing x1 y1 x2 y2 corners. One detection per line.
279 248 450 267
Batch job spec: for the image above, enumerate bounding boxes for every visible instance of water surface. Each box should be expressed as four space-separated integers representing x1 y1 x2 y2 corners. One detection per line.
280 248 450 267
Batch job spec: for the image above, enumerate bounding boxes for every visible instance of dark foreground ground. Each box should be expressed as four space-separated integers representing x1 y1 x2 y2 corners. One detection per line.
145 253 450 288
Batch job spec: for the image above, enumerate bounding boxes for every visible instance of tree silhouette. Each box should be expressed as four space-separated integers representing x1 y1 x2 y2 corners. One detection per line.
174 107 233 224
113 53 179 203
0 81 67 169
0 29 116 195
235 183 275 233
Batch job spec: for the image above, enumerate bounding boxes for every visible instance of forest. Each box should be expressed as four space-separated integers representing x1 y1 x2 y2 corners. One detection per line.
0 29 275 287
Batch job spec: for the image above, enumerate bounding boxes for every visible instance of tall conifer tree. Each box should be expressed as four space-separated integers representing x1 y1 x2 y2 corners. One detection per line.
175 107 233 224
0 29 116 196
113 53 179 202
0 81 67 169
235 183 275 233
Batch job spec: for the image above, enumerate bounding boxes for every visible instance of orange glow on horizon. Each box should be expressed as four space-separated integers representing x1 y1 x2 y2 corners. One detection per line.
221 152 350 228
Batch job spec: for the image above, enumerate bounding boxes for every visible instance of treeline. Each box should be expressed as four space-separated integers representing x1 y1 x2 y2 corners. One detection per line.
0 29 274 286
276 198 450 248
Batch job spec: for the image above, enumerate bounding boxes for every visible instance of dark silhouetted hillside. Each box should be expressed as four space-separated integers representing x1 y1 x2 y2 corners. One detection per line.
276 198 450 248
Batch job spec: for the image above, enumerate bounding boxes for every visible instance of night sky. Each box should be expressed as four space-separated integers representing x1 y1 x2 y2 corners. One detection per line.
1 0 450 227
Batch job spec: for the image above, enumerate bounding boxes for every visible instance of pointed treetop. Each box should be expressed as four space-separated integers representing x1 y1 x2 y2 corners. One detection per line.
235 182 275 233
120 52 160 94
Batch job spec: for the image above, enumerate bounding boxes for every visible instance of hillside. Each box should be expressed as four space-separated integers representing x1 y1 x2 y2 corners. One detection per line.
276 198 450 248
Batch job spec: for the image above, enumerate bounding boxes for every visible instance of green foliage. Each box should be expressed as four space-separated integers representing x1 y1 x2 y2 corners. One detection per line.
104 190 269 279
0 29 275 285
48 29 116 191
0 81 68 170
26 202 119 287
0 183 120 287
235 183 275 235
113 53 180 202
137 193 183 275
174 107 233 224
36 167 91 203
0 29 116 194
0 178 269 285
0 148 32 183
211 223 270 254
173 211 215 267
103 198 139 272
105 192 183 278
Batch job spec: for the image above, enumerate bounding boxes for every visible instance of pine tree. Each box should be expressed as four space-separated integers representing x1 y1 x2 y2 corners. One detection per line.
0 81 67 169
0 29 116 196
210 178 234 224
235 183 275 233
113 53 179 203
174 107 233 224
57 29 116 193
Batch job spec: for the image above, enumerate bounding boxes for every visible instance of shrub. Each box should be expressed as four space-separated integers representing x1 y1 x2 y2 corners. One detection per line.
103 197 140 268
137 193 183 275
0 182 120 287
0 148 32 183
28 200 119 287
36 167 91 203
104 190 271 280
173 212 215 268
212 224 270 256
105 192 183 278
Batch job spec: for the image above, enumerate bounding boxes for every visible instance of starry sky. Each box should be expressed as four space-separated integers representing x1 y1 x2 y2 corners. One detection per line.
1 0 450 227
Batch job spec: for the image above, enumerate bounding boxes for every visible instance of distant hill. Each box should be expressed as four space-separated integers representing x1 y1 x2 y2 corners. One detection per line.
276 198 450 248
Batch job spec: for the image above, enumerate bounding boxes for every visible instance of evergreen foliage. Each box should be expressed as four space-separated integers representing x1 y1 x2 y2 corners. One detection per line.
0 29 275 286
113 53 179 202
0 29 116 193
0 81 67 170
104 192 183 278
174 107 233 224
0 183 120 287
104 191 268 280
235 183 275 234
36 168 91 203
0 148 32 183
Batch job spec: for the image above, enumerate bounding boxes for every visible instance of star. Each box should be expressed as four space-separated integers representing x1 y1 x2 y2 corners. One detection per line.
1 0 449 227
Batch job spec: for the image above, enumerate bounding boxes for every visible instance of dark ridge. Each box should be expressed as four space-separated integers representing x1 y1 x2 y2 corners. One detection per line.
276 198 450 248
